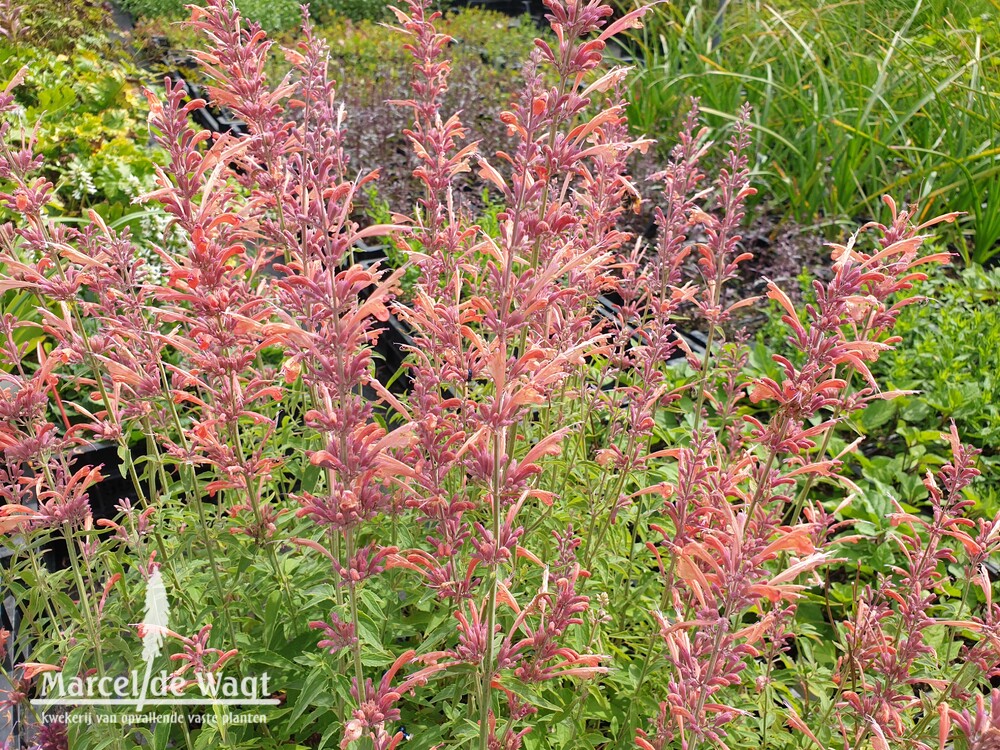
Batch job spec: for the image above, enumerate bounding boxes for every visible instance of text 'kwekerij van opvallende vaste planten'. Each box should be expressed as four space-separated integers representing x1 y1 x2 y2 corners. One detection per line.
0 0 998 749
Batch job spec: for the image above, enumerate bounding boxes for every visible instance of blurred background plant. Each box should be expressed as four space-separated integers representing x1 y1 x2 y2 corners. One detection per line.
624 0 1000 265
0 0 168 242
123 0 392 30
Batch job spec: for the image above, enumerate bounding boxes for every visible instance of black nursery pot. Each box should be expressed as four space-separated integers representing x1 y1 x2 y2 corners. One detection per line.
596 290 708 362
372 314 415 396
40 441 146 573
72 441 146 519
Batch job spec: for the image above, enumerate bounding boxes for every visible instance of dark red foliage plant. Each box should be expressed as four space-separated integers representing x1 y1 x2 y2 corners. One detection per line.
0 0 996 749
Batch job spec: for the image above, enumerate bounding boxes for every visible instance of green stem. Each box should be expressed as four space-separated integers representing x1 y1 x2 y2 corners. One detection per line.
63 523 105 675
617 626 660 749
345 529 366 701
157 359 238 648
180 709 196 750
691 322 717 434
232 422 295 611
478 428 505 750
583 432 638 571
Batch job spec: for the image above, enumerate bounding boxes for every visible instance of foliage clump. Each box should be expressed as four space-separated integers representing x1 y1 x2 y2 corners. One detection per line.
626 0 1000 263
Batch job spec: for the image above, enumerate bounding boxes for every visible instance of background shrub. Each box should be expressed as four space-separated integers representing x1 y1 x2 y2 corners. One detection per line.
0 1 166 248
309 0 390 22
121 0 390 29
13 0 122 53
866 266 1000 496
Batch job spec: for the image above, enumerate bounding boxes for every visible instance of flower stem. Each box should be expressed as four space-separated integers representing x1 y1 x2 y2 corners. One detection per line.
478 428 505 750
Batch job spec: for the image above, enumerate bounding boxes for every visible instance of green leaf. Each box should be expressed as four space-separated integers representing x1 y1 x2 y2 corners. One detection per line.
286 666 332 729
860 398 896 432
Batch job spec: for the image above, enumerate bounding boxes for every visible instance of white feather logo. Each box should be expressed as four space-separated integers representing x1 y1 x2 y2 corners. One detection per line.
136 567 170 711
